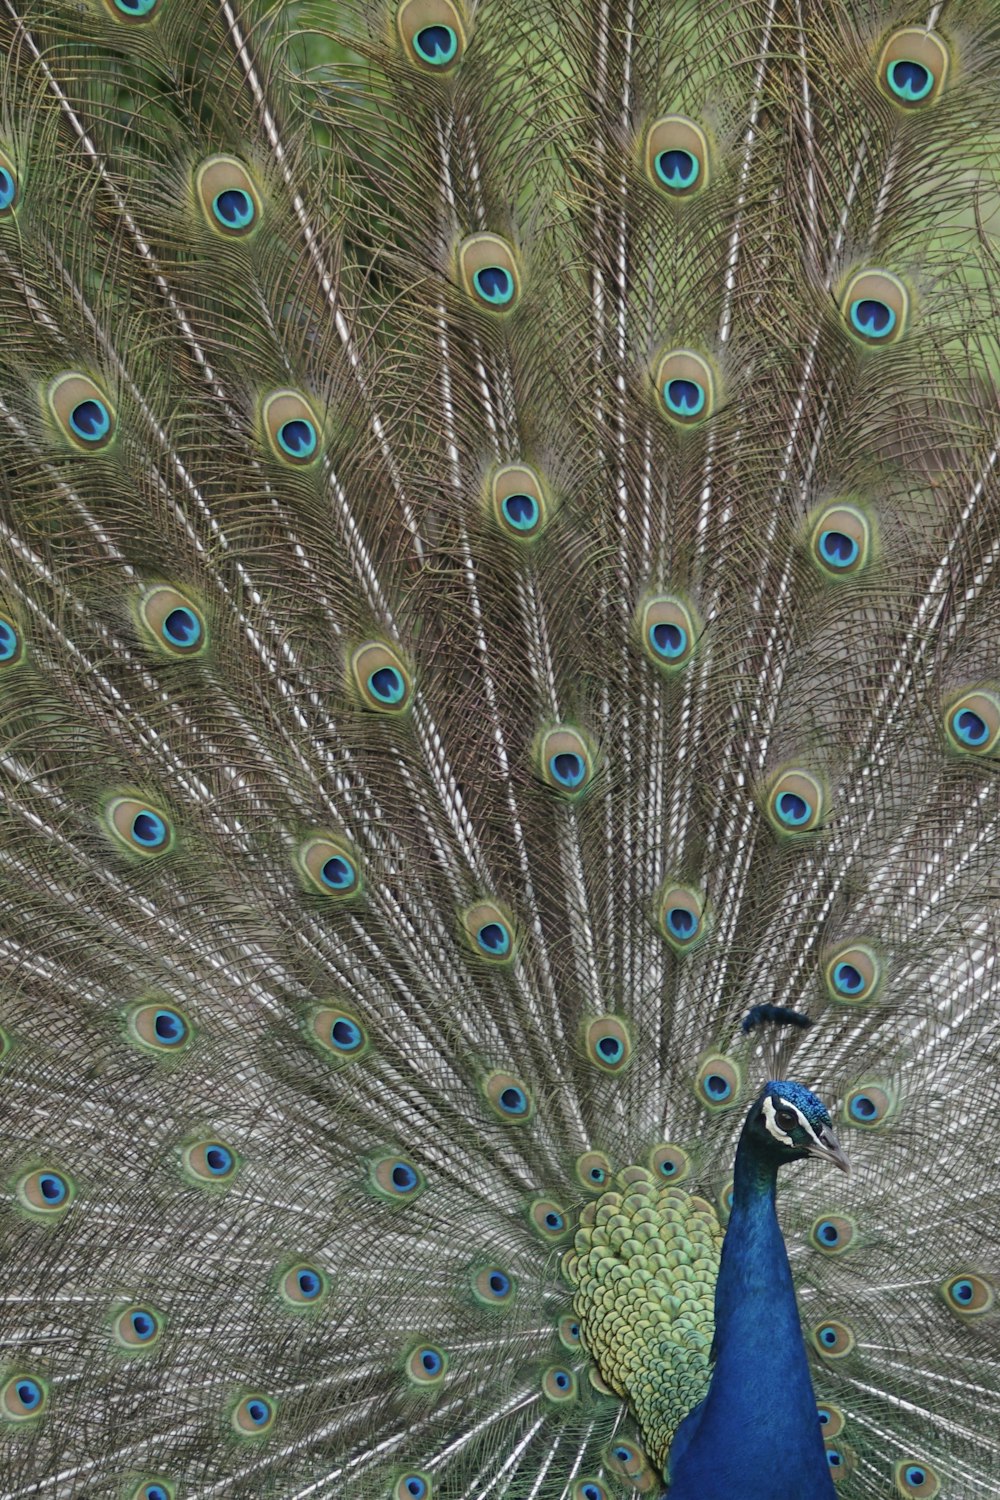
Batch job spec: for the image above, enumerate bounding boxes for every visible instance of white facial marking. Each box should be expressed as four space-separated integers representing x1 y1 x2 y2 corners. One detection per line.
763 1095 825 1151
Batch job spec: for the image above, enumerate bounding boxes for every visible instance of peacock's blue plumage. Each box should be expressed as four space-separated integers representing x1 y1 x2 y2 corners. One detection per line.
0 2 998 1498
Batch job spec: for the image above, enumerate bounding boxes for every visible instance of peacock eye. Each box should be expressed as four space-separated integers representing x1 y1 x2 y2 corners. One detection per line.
775 1107 797 1131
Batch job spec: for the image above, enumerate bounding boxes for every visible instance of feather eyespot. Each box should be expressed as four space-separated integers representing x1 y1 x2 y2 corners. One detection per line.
232 1394 276 1435
940 1272 994 1318
657 883 708 952
262 390 321 466
297 834 362 898
537 726 595 796
808 502 873 578
458 234 521 311
182 1140 239 1185
406 1344 447 1385
472 1267 514 1306
106 0 160 17
0 150 18 216
370 1155 425 1203
132 1484 174 1500
16 1168 74 1217
764 769 826 836
310 1005 369 1065
843 1082 894 1129
645 116 709 197
47 373 116 450
541 1365 577 1402
557 1315 581 1349
350 642 413 713
809 1214 857 1255
196 157 261 236
655 350 717 425
576 1150 613 1192
811 1319 855 1358
572 1484 609 1500
397 0 465 72
482 1070 534 1122
279 1263 328 1307
583 1015 632 1073
894 1460 940 1498
878 29 949 108
840 269 909 346
694 1054 741 1110
944 689 1000 755
137 587 207 657
605 1439 653 1482
0 611 23 666
126 1002 193 1056
817 1403 845 1438
528 1197 569 1242
824 943 881 1004
105 795 174 856
112 1304 163 1351
637 593 699 671
826 1443 856 1484
394 1475 433 1500
649 1143 690 1183
0 1374 47 1421
491 463 549 539
462 901 516 963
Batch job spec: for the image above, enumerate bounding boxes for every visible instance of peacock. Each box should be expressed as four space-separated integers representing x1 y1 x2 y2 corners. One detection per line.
0 0 998 1496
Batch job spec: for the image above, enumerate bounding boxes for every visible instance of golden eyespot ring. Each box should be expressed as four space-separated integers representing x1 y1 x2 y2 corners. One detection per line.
472 1266 514 1306
694 1054 741 1111
809 503 872 577
458 233 521 311
350 642 413 712
279 1262 329 1307
262 390 322 466
823 942 881 1004
370 1155 425 1202
47 372 116 450
658 883 708 951
528 1197 569 1242
0 1373 47 1421
645 116 709 197
764 769 825 836
397 0 466 73
182 1139 239 1184
297 834 362 898
893 1459 940 1498
811 1319 855 1358
809 1214 857 1255
310 1005 369 1064
655 350 717 425
944 689 1000 755
940 1272 994 1318
538 726 594 796
840 268 909 346
541 1365 578 1402
105 796 174 856
649 1142 690 1184
232 1393 276 1435
817 1402 845 1439
462 901 516 962
195 156 261 237
393 1475 434 1500
482 1070 534 1122
112 1304 163 1350
575 1150 613 1192
16 1168 74 1216
843 1082 894 1129
137 586 207 657
126 1001 193 1055
638 594 699 671
583 1015 632 1073
406 1344 447 1384
491 462 549 539
878 28 949 109
557 1314 582 1349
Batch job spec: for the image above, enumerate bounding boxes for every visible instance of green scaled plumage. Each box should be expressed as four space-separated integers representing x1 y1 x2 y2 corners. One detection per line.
0 1 999 1497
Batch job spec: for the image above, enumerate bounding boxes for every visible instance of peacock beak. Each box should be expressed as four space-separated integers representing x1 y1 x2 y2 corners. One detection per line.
810 1125 850 1175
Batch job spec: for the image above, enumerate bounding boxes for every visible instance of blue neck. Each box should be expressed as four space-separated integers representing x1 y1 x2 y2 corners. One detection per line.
664 1132 835 1499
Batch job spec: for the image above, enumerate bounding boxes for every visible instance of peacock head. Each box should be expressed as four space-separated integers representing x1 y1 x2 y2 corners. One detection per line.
747 1080 850 1174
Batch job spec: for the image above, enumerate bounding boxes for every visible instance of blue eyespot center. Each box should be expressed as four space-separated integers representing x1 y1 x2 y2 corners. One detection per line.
474 266 513 305
705 1073 731 1099
666 906 696 938
404 1480 427 1500
589 1166 605 1182
850 1094 876 1120
827 1449 844 1468
544 1210 564 1231
655 149 699 190
614 1446 632 1462
660 1159 676 1176
489 1271 510 1296
664 377 705 416
331 1017 363 1051
369 666 405 704
154 1008 186 1044
833 962 863 994
597 1035 623 1062
163 606 201 646
905 1467 926 1486
131 1310 156 1340
131 810 167 847
499 1086 527 1114
115 0 158 13
551 751 585 787
777 791 810 825
818 529 858 567
145 1487 169 1500
820 1326 838 1346
278 418 317 458
818 1221 840 1245
213 188 255 229
888 59 932 101
206 1145 232 1174
320 855 354 889
297 1269 321 1298
40 1173 67 1203
850 298 895 338
392 1163 418 1192
501 493 539 530
414 24 457 64
650 621 686 658
0 618 18 660
477 921 510 955
16 1380 41 1408
954 708 988 745
70 398 110 441
420 1349 442 1375
554 1370 570 1389
247 1398 270 1425
818 1409 831 1425
582 1487 602 1500
0 167 15 209
952 1279 974 1303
